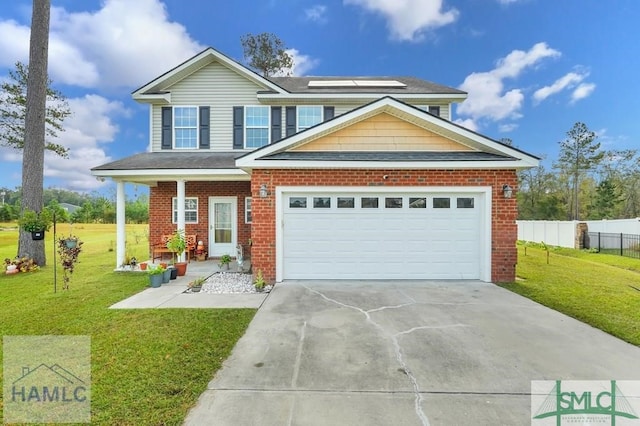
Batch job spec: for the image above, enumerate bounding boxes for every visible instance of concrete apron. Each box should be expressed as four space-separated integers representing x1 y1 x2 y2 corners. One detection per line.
184 280 640 426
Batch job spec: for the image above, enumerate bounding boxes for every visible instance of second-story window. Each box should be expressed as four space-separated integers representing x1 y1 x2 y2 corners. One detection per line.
245 106 269 148
297 106 323 131
174 106 198 149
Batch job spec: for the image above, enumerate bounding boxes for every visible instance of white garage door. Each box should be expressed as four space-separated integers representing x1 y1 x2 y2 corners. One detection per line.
281 191 486 280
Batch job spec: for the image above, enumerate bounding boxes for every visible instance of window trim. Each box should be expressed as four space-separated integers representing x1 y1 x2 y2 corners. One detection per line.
172 197 198 224
296 105 323 132
244 105 270 148
173 106 199 149
245 197 252 224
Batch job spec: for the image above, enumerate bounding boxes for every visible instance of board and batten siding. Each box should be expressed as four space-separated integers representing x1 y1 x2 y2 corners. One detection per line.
151 61 268 151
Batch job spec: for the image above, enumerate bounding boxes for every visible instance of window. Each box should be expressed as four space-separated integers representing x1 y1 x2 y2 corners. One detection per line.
245 106 269 148
361 197 379 208
172 197 198 223
385 197 402 208
457 197 474 209
245 197 252 223
297 106 323 131
417 105 441 117
313 197 331 208
433 198 450 209
289 197 307 208
337 197 355 208
174 107 198 148
409 197 427 208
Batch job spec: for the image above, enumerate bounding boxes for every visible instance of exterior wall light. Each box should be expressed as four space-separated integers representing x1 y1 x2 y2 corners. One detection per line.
502 184 513 199
259 184 269 198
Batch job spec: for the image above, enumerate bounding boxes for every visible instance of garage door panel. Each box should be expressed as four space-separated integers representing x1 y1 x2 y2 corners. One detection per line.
282 192 483 280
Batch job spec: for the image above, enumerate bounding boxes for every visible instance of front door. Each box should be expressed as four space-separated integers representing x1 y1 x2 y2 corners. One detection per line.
208 197 237 257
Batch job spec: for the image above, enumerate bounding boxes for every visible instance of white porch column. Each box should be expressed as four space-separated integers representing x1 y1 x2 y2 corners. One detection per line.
176 179 186 262
116 180 126 269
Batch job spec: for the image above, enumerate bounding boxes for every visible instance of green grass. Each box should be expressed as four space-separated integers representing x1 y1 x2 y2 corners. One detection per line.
500 244 640 346
0 223 255 425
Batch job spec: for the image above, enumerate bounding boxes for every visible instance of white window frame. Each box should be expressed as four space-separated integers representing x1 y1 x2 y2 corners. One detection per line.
245 197 252 224
173 106 199 149
297 106 323 131
172 197 198 224
244 106 270 148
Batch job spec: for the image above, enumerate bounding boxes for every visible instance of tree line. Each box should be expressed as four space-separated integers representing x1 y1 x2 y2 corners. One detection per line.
518 122 640 220
0 187 148 224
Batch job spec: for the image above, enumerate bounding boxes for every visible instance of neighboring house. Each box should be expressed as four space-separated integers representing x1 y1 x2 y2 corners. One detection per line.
92 47 539 283
59 203 81 215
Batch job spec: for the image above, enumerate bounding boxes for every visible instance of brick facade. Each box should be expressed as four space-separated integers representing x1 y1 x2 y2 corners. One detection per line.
250 168 519 284
149 181 252 258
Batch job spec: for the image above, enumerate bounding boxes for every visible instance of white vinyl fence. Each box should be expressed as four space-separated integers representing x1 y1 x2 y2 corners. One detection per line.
517 218 640 248
516 221 578 248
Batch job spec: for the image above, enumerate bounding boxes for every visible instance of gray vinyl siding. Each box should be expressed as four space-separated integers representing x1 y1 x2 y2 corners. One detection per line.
149 61 454 151
151 61 267 151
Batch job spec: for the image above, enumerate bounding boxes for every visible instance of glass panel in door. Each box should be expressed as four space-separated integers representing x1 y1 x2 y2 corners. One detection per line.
214 203 232 243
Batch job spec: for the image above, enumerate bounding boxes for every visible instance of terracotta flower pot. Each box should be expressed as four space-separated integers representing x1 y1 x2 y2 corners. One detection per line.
175 262 188 276
139 262 147 271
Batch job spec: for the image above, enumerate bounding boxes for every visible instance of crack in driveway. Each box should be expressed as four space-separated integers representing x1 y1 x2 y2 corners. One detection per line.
301 284 438 426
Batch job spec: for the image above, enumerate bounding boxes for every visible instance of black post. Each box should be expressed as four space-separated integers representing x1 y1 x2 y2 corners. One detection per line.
621 233 624 257
53 211 57 293
598 232 601 252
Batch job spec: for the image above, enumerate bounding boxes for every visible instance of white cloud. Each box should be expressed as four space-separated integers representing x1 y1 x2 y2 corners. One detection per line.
279 49 320 77
571 82 596 103
533 71 588 103
457 42 560 126
305 5 328 23
344 0 458 42
453 118 479 132
2 94 130 192
497 0 522 4
499 123 519 132
0 0 204 89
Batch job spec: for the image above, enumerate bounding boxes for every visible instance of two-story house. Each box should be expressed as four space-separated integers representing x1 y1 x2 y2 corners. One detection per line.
92 47 538 283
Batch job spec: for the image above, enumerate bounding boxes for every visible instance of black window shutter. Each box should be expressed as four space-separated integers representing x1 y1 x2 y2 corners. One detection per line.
285 106 296 137
199 106 210 149
428 106 440 117
233 107 244 149
323 106 334 121
271 106 282 143
161 107 172 150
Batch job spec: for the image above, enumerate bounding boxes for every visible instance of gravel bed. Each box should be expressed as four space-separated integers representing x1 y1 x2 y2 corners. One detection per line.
198 272 270 294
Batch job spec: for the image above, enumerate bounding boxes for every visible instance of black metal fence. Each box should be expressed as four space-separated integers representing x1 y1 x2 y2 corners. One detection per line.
585 232 640 259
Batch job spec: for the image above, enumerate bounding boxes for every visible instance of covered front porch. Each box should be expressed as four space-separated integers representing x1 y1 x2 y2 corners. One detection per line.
91 152 252 269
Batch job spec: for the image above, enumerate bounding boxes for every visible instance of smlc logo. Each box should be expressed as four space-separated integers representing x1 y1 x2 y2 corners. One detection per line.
12 363 87 403
532 380 640 425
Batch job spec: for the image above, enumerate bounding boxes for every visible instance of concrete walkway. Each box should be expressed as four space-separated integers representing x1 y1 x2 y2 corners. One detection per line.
109 260 267 309
184 280 640 425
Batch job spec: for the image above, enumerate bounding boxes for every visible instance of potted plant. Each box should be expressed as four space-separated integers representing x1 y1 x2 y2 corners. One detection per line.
219 254 232 270
18 209 52 240
188 276 207 293
161 265 171 284
167 229 188 276
147 265 164 288
57 235 83 290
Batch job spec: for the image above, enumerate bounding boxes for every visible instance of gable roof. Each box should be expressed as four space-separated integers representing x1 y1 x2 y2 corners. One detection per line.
236 96 539 171
131 47 467 103
131 47 286 102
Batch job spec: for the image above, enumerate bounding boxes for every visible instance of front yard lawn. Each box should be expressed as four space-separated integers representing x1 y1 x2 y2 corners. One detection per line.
0 224 255 425
500 244 640 346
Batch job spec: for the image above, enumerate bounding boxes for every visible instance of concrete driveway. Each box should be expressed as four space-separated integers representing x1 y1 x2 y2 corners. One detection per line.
184 280 640 425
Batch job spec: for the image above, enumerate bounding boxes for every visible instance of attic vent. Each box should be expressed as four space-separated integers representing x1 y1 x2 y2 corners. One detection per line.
308 80 407 88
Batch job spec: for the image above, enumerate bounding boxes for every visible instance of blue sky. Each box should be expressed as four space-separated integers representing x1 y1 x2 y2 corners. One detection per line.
0 0 637 193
